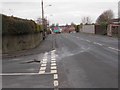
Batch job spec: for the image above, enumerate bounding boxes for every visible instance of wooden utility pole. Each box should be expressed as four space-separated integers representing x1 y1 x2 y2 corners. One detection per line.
41 0 45 40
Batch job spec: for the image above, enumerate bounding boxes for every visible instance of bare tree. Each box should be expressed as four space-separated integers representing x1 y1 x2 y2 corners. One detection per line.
96 9 114 24
81 17 86 24
36 17 42 24
81 16 92 24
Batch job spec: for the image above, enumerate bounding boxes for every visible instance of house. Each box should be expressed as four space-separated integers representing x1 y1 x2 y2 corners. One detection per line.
60 25 75 33
107 18 120 37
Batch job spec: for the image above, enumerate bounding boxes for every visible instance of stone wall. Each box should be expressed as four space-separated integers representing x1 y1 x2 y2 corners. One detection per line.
2 33 43 54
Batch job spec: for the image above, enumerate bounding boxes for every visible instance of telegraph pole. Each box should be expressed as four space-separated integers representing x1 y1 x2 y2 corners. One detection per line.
41 0 45 40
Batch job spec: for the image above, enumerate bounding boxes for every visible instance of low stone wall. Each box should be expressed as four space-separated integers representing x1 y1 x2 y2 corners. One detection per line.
2 33 43 54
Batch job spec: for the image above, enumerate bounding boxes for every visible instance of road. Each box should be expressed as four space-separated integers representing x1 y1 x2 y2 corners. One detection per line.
2 33 119 89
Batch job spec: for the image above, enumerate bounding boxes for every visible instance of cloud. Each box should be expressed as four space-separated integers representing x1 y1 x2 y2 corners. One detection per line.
0 0 118 25
0 0 119 2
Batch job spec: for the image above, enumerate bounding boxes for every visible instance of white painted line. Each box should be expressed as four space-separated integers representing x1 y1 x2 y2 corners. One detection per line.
42 59 47 62
0 72 52 76
93 42 103 46
40 67 46 71
39 70 45 74
42 61 47 64
54 74 58 79
39 52 48 74
51 63 57 66
96 43 103 46
51 61 56 63
45 52 48 55
53 50 56 52
51 57 56 60
41 64 47 67
51 50 56 53
94 42 103 46
108 47 120 51
51 58 56 60
86 40 91 42
51 70 57 74
54 80 59 87
51 58 56 61
51 56 56 59
43 58 47 60
0 73 39 76
51 66 57 70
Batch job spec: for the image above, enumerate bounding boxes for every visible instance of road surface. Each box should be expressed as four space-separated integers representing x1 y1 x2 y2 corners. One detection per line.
2 33 119 89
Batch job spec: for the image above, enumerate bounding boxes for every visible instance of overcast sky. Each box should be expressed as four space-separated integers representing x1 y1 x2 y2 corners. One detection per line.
0 0 119 25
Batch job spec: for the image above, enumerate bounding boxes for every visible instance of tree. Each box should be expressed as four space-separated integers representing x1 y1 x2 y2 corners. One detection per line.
96 9 114 24
79 23 83 29
75 25 80 32
36 17 42 25
50 23 55 31
56 23 59 26
81 16 92 24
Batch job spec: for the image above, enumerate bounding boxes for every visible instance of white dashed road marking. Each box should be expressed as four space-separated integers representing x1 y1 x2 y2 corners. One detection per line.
40 67 46 71
95 42 103 46
51 70 57 74
0 72 53 76
51 63 57 66
86 40 91 42
93 42 103 46
39 53 48 74
51 61 56 63
51 59 56 61
41 64 47 67
108 47 120 51
39 70 45 74
42 61 47 64
50 50 59 89
2 50 59 89
43 59 47 61
51 66 57 70
54 74 58 79
54 80 59 87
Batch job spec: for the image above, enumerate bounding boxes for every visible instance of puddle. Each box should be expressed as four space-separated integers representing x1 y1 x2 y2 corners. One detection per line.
56 47 90 61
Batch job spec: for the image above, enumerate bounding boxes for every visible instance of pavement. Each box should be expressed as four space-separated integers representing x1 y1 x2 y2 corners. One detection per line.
1 33 119 89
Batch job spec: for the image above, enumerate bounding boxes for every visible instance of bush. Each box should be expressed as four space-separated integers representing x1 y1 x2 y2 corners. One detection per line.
100 22 108 30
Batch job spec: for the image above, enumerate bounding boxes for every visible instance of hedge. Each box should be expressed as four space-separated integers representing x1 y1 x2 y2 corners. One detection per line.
2 14 42 35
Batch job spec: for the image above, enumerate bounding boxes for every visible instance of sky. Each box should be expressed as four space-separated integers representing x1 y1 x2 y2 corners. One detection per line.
0 0 119 25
